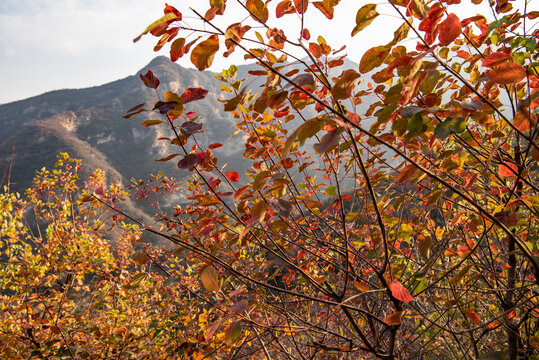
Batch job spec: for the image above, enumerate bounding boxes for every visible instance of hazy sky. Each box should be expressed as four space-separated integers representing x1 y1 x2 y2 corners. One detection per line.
0 0 529 104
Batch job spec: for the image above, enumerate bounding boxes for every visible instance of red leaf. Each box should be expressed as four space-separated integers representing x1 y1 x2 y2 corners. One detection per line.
170 37 198 62
302 28 311 40
487 62 527 84
385 310 404 325
140 70 160 89
177 154 198 169
226 171 240 182
181 122 203 134
499 162 518 177
418 3 444 45
276 0 295 17
481 51 511 67
465 311 481 326
209 143 223 149
181 87 209 103
313 128 342 153
494 211 518 227
164 3 182 19
282 158 294 169
438 13 461 45
195 152 207 165
95 186 104 196
389 281 414 303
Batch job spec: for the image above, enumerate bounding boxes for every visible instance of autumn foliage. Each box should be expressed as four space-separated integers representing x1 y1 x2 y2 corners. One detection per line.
2 0 539 359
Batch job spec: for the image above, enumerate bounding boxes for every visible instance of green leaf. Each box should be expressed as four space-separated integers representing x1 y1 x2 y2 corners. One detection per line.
297 117 327 145
224 321 242 345
434 117 466 140
407 112 424 134
325 186 337 197
130 273 148 287
360 45 390 74
351 4 379 37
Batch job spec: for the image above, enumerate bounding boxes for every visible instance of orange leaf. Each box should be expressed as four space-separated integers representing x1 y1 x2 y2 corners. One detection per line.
200 266 220 292
313 1 336 19
234 185 250 201
133 252 149 265
389 281 414 303
487 62 526 84
385 310 404 325
396 164 417 184
513 109 537 132
246 0 269 23
481 51 511 67
498 162 518 177
226 171 240 182
331 69 361 100
293 0 309 14
354 281 370 292
309 42 322 58
276 0 295 17
190 34 219 71
438 13 462 45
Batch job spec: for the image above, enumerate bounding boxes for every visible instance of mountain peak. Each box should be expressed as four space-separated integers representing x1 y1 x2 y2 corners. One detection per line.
146 55 173 68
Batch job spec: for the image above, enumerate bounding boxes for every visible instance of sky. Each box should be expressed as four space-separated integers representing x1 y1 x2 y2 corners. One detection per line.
0 0 533 105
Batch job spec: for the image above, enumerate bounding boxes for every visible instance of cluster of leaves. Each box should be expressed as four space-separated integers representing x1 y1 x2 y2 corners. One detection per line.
0 154 248 359
3 0 539 359
125 1 539 359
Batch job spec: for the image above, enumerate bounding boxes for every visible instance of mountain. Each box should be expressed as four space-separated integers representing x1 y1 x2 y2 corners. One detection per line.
0 56 366 206
0 56 248 197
